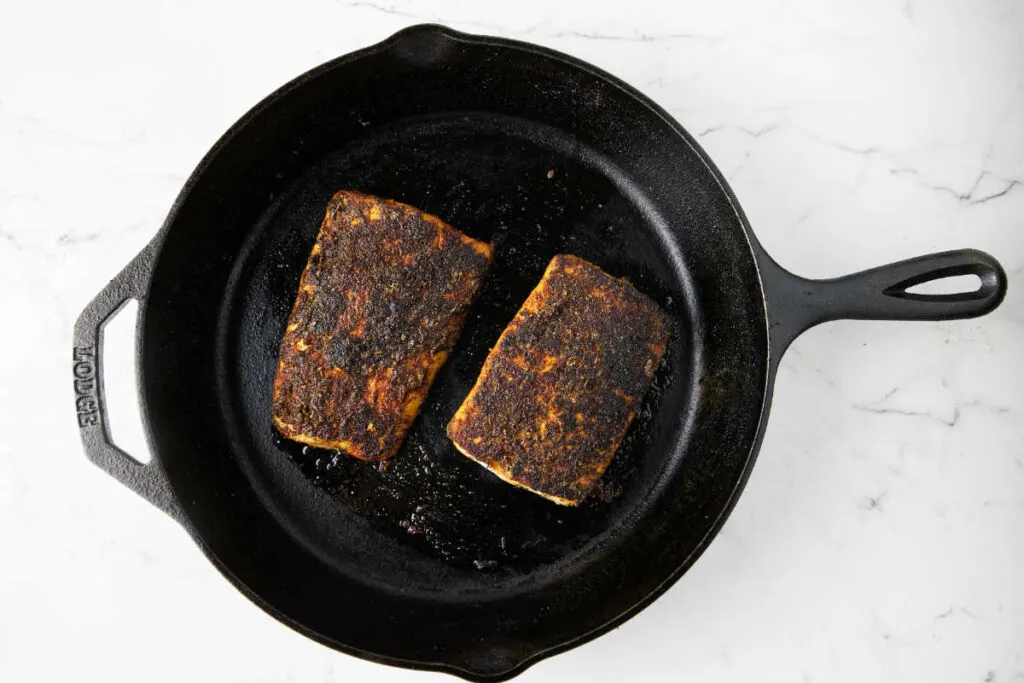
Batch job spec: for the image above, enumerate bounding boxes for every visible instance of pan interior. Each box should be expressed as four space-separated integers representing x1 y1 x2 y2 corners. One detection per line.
219 112 698 593
139 29 770 672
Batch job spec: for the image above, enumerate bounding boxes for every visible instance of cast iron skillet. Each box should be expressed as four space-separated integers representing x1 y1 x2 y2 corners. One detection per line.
72 24 1007 681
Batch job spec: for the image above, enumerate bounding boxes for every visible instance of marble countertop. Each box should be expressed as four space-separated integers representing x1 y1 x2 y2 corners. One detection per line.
2 0 1022 681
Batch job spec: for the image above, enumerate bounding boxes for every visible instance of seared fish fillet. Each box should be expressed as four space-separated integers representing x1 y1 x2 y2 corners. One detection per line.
273 190 492 462
447 254 669 506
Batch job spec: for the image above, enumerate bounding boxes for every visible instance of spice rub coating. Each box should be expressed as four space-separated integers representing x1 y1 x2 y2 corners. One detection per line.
273 190 492 462
447 254 669 505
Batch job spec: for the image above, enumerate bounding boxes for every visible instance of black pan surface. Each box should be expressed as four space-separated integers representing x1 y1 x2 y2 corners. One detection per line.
230 112 693 574
73 25 1006 681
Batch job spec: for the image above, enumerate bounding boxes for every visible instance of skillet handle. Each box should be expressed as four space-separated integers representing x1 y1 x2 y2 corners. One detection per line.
763 248 1008 356
72 241 178 517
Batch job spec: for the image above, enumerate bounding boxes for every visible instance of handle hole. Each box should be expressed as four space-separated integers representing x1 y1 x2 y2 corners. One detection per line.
100 299 152 465
904 274 982 296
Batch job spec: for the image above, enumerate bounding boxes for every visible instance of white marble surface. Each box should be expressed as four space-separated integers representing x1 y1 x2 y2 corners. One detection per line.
2 0 1022 681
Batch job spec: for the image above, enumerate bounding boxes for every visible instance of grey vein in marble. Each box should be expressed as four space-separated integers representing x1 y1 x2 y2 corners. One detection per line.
339 1 723 43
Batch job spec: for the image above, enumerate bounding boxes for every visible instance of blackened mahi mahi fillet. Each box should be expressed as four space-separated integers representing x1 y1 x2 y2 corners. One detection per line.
273 190 492 462
447 254 669 506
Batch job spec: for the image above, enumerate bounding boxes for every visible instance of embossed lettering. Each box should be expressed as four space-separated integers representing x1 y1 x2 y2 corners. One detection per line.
73 346 100 428
76 395 97 413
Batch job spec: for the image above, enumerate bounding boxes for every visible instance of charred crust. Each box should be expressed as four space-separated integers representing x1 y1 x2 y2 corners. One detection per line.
273 190 492 461
448 254 669 505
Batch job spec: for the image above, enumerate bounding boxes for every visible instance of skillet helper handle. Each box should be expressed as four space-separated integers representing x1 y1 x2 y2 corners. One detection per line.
765 249 1008 354
72 241 178 516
